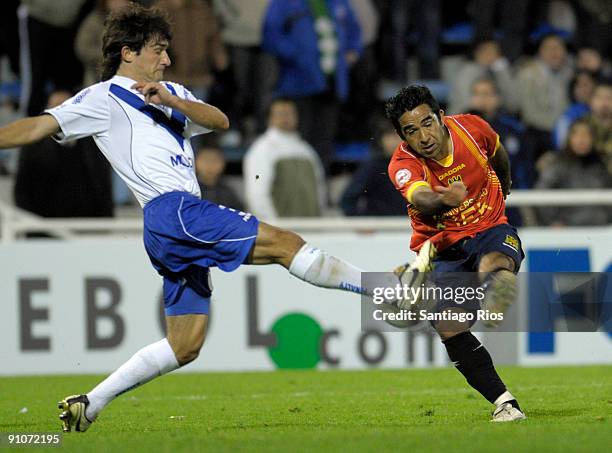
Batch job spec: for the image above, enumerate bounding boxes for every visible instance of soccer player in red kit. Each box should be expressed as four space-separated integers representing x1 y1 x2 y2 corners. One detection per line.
385 85 526 422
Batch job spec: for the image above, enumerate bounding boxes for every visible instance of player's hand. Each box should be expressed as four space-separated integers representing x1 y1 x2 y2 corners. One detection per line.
131 82 175 107
434 181 468 207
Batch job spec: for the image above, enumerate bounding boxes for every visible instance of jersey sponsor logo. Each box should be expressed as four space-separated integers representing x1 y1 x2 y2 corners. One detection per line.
339 281 366 294
441 187 492 226
437 163 466 181
395 169 411 188
503 234 519 251
72 88 91 104
170 154 193 168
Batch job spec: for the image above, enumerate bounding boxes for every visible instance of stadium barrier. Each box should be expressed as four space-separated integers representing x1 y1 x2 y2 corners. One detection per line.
2 190 612 240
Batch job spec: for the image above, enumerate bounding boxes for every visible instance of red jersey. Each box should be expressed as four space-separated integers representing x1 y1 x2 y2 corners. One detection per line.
388 114 507 252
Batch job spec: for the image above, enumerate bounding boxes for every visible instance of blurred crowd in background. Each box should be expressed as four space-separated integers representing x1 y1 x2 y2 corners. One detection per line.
0 0 611 227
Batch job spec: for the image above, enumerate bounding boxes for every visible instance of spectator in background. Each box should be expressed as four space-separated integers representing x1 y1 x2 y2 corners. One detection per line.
0 0 20 175
448 40 517 115
212 0 275 141
585 79 612 174
552 70 597 150
0 0 20 84
337 0 379 142
576 46 611 77
14 90 113 218
383 0 441 82
263 0 362 172
340 119 406 216
76 0 131 87
467 77 531 225
572 1 612 61
243 98 326 219
156 0 227 100
20 0 87 115
536 119 611 226
467 0 529 63
517 34 573 159
194 139 244 211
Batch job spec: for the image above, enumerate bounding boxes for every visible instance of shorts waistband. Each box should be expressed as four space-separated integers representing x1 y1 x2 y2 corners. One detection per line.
144 191 199 210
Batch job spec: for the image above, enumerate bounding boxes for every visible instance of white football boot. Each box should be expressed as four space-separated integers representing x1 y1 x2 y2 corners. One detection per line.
491 402 527 422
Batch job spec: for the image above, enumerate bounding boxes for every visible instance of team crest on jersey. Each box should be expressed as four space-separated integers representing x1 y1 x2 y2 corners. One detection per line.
448 174 462 184
395 169 411 188
503 234 519 251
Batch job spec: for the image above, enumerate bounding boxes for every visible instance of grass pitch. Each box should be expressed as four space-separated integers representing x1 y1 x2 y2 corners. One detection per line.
1 366 610 452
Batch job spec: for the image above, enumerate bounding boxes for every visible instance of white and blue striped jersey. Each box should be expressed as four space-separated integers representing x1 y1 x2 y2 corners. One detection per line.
45 75 211 207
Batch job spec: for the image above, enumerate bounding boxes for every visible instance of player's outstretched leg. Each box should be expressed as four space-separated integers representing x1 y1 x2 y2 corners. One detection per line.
58 314 207 432
247 222 398 296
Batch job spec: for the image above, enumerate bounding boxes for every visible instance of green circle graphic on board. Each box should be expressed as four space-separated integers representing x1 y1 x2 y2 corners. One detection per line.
268 313 323 369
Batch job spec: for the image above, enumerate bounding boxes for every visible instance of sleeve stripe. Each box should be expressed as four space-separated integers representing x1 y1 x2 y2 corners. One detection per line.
490 134 500 158
406 181 431 204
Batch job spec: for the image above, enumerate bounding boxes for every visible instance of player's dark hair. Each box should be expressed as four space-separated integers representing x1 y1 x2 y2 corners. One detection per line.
100 4 172 81
384 85 441 138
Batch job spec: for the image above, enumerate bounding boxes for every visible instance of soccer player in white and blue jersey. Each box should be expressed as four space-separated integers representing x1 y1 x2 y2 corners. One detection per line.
0 4 427 432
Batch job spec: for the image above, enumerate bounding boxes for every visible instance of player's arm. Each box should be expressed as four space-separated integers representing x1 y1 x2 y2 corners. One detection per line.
410 182 468 216
168 97 229 130
132 82 229 130
0 114 60 149
488 142 512 197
